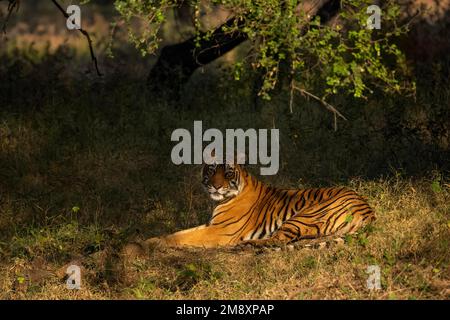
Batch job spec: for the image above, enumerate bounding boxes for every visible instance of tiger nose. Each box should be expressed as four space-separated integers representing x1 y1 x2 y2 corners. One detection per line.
212 181 222 189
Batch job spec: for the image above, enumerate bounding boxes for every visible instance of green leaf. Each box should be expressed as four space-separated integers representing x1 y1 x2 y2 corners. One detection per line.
17 276 26 284
72 206 80 213
358 235 368 246
431 179 442 193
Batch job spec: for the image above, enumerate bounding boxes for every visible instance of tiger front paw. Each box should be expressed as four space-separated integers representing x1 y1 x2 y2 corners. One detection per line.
121 237 166 261
143 237 167 251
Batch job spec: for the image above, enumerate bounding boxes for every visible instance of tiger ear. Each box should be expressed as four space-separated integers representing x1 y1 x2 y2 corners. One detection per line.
225 152 246 168
204 147 222 165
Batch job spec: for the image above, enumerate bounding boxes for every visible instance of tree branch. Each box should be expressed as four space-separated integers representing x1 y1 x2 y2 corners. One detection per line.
148 0 341 99
51 0 102 76
1 0 20 34
291 83 347 131
296 0 338 19
147 15 247 98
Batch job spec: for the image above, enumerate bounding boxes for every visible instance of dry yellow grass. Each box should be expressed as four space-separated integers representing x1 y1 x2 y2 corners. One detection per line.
1 176 448 300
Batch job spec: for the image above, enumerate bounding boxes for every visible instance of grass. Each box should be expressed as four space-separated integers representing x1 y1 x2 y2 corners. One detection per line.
0 3 449 299
1 175 449 299
0 87 448 299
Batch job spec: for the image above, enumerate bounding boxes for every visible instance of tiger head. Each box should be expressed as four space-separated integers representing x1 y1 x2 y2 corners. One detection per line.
202 162 245 201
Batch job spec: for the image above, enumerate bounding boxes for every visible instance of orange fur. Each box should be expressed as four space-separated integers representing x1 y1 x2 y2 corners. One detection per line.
146 165 375 248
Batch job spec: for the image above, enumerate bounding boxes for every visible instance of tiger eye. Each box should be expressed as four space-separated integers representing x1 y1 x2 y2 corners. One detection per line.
225 171 234 179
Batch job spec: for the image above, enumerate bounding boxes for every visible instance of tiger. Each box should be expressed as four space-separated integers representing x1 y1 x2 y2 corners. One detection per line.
144 162 376 249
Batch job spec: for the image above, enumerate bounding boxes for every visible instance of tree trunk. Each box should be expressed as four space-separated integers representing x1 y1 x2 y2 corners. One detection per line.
148 0 340 100
147 17 247 100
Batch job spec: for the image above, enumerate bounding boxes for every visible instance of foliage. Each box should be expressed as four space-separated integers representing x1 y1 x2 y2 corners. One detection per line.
106 0 414 100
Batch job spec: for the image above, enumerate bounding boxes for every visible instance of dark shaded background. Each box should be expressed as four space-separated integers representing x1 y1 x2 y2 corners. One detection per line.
0 0 448 250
